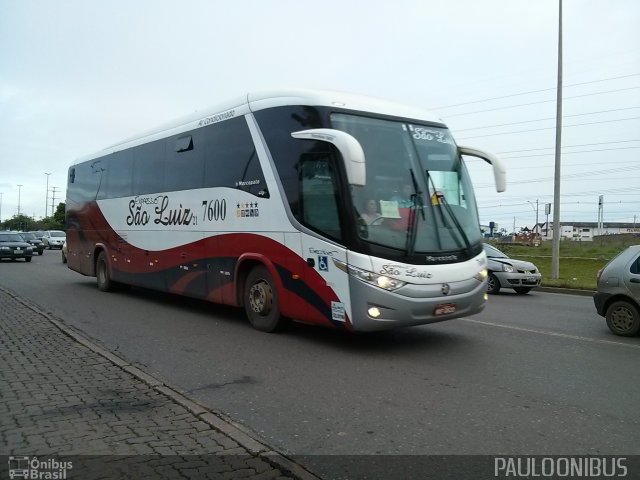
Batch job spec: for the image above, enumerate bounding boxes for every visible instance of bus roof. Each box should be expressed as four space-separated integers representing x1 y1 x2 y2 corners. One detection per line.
72 89 444 165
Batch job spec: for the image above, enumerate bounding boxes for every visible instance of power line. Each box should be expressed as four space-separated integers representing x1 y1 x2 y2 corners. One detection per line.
495 139 640 154
507 159 639 171
500 145 640 159
444 86 640 118
457 116 640 140
477 186 640 197
476 165 640 187
431 73 640 110
479 200 640 209
455 106 640 131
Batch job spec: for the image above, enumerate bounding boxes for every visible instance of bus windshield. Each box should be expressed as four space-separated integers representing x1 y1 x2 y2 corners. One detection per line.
331 113 481 255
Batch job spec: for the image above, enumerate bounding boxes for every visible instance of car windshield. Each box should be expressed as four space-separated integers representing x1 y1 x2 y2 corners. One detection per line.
50 231 66 237
484 244 509 258
0 233 25 242
21 233 36 240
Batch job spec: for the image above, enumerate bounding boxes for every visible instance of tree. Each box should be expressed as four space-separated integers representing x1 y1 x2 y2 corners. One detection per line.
1 214 37 232
39 203 65 230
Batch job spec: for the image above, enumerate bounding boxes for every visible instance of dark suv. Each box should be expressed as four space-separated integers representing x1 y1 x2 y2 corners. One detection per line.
593 245 640 336
19 232 45 255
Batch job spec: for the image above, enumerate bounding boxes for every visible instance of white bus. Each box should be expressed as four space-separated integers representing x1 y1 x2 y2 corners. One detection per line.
66 89 505 332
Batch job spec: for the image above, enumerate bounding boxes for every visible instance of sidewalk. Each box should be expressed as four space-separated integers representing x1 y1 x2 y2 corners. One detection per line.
0 289 317 479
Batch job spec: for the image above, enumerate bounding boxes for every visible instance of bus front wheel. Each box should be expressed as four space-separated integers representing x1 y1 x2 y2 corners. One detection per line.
96 252 114 292
244 266 285 332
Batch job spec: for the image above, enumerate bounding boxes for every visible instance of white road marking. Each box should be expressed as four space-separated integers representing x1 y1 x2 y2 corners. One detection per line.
460 318 640 349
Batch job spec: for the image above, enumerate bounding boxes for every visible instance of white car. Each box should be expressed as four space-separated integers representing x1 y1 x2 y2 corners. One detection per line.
42 230 66 250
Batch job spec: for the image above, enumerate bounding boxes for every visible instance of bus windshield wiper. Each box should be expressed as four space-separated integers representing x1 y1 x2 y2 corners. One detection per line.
426 171 471 251
404 169 424 256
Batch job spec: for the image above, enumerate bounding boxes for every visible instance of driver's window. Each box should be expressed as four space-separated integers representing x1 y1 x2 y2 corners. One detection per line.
299 156 342 242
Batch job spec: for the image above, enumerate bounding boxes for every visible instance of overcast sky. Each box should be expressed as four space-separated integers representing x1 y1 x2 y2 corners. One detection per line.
1 0 639 231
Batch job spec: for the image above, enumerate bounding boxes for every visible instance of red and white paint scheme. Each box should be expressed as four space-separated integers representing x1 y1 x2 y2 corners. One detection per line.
66 89 506 332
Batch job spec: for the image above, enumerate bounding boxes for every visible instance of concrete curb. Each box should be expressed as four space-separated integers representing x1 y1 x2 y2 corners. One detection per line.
2 287 322 480
537 287 596 297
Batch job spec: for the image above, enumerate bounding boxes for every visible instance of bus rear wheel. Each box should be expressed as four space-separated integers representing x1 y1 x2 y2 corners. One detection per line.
96 252 114 292
244 266 285 332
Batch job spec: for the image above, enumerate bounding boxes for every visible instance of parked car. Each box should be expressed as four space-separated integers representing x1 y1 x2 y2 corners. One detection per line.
0 232 33 262
42 230 66 249
483 243 542 294
19 232 45 255
61 241 67 263
593 245 640 336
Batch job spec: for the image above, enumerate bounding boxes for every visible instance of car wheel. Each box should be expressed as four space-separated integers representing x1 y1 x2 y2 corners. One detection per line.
605 300 640 336
513 287 532 294
38 251 43 256
96 252 114 292
25 257 32 262
62 251 67 264
244 265 286 332
486 273 501 294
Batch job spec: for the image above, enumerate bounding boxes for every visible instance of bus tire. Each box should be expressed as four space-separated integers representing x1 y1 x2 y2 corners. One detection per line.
96 252 114 292
244 266 284 332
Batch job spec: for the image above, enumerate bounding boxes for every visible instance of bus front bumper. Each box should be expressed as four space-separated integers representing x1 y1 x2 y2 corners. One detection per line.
348 277 488 332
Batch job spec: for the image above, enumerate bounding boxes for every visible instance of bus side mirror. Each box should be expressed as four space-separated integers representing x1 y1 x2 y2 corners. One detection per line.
458 145 506 193
291 128 366 186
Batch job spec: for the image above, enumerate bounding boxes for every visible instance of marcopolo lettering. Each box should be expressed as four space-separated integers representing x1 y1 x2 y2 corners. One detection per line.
198 109 236 127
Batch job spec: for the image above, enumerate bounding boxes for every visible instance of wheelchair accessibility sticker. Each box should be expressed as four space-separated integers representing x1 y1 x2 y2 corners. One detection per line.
318 256 329 271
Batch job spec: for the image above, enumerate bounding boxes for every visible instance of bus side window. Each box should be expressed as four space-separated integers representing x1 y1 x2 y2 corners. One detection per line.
299 156 342 242
203 116 267 197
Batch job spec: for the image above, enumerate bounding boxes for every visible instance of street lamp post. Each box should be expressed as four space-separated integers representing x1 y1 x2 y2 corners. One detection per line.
45 172 51 218
17 184 23 216
0 192 3 223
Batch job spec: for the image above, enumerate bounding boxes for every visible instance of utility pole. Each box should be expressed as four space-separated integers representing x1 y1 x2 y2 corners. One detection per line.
50 187 59 217
17 184 23 216
551 0 563 279
45 172 51 218
597 195 604 236
528 200 540 237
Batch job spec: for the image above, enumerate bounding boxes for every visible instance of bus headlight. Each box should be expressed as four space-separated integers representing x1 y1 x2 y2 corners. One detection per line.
474 268 488 282
347 265 407 291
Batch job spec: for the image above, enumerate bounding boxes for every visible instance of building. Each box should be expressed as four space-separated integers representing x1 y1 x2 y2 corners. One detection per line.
533 222 640 242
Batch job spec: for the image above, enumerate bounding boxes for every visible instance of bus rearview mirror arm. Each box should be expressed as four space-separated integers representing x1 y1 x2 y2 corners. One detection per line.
291 129 366 186
458 145 506 193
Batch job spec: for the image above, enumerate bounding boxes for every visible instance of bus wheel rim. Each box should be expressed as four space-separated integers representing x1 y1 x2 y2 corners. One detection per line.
249 280 272 315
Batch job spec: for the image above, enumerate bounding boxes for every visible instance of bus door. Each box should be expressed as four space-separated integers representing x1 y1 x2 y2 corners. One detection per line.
298 154 351 327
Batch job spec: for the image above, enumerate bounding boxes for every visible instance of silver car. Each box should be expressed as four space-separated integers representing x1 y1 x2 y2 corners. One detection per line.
483 243 542 295
42 230 66 249
593 245 640 336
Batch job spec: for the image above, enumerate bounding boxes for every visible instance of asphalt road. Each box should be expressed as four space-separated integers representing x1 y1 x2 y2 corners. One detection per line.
2 252 639 478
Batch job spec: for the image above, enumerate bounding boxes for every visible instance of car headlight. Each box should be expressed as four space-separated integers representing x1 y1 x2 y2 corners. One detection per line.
0 246 9 251
345 264 407 291
502 264 515 273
